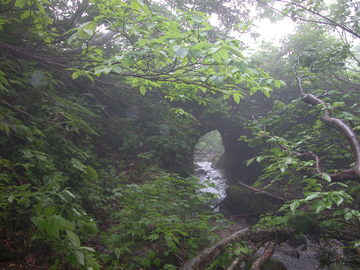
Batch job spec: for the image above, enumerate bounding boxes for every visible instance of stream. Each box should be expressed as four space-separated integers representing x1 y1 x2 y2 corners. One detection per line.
195 161 227 203
194 160 335 270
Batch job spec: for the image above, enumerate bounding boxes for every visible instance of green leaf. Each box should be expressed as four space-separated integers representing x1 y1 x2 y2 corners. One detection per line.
331 194 344 206
290 201 300 215
274 80 282 88
66 230 81 248
139 86 146 95
20 10 30 20
213 48 228 62
112 66 122 74
72 72 80 79
70 158 87 173
192 42 210 50
321 173 331 182
15 0 27 8
7 194 14 203
245 157 256 166
81 246 95 252
115 248 121 259
174 47 189 59
46 216 61 238
86 166 98 181
63 189 76 199
233 93 241 104
191 15 203 23
148 233 159 241
95 66 112 75
44 206 56 217
130 0 141 10
211 75 224 87
304 192 321 201
344 212 352 220
75 250 85 266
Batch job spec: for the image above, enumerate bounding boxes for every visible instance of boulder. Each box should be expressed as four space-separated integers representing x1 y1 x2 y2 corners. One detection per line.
245 258 287 270
220 185 279 215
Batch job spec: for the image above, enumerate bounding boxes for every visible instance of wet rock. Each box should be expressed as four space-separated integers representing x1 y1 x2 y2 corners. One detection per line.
195 168 207 175
282 248 300 259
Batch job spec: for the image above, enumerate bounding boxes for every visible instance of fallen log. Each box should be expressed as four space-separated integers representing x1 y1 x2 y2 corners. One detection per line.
179 228 291 270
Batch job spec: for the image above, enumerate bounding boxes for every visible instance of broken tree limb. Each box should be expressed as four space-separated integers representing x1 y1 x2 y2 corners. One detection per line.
179 228 291 270
237 181 285 203
250 241 278 270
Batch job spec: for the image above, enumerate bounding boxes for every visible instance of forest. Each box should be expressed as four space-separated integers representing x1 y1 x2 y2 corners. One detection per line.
0 0 359 269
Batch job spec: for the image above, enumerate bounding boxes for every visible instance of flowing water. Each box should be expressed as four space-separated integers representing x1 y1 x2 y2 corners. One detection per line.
195 161 227 206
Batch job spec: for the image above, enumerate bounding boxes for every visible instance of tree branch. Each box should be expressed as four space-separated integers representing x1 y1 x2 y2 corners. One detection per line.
250 241 278 270
258 0 360 39
237 181 285 203
293 59 360 181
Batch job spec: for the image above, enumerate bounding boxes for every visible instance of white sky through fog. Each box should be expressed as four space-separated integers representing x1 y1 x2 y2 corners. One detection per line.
208 13 296 51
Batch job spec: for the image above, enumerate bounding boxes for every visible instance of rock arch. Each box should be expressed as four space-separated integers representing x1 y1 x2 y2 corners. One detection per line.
196 112 262 185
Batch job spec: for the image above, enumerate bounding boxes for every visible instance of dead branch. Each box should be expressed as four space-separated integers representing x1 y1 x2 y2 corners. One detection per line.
293 60 360 181
179 228 291 270
237 181 285 203
250 241 278 270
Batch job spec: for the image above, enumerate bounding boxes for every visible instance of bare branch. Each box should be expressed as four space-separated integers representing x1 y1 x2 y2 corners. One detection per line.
237 181 285 203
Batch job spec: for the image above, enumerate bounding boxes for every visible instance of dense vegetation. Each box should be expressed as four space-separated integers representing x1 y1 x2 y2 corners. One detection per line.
0 0 359 269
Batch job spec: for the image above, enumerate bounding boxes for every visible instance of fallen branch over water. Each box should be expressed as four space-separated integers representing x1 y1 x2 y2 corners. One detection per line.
237 181 285 203
179 228 291 270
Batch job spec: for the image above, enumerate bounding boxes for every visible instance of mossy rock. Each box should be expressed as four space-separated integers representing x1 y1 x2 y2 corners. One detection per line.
220 185 278 215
